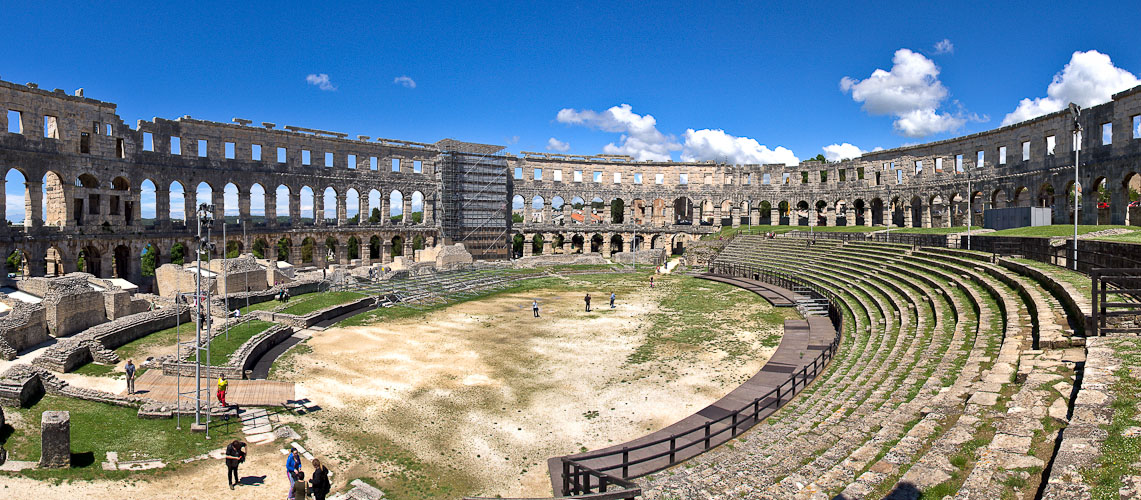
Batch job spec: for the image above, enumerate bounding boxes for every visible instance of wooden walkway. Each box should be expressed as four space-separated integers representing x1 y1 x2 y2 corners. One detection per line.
549 274 837 491
128 370 295 407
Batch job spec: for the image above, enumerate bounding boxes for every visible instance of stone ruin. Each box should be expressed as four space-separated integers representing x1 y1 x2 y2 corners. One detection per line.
155 255 280 298
39 410 70 468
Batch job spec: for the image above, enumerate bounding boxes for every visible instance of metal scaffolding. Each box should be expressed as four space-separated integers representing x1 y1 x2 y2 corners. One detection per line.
439 150 511 260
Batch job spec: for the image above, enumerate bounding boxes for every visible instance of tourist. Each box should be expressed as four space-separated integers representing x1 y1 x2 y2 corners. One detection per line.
532 299 540 318
125 359 136 394
224 440 246 490
291 470 308 500
584 293 591 312
309 458 331 500
650 276 654 288
286 449 302 499
217 374 229 407
610 292 616 309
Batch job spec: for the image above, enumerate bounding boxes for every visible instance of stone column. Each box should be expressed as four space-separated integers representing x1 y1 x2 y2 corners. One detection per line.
809 208 818 226
903 206 913 228
358 193 368 225
403 197 412 225
423 195 434 225
403 239 412 259
921 204 931 228
770 208 780 226
542 234 553 254
883 205 892 227
290 242 303 266
381 239 391 264
381 196 390 226
825 207 836 227
562 238 572 254
40 411 70 468
542 202 551 226
602 236 611 256
750 206 760 225
289 190 301 226
238 189 251 226
184 190 196 228
25 246 46 277
731 207 740 227
336 195 347 226
212 190 224 224
1111 187 1127 225
25 180 44 228
664 206 674 226
265 189 277 227
523 234 533 257
156 189 170 229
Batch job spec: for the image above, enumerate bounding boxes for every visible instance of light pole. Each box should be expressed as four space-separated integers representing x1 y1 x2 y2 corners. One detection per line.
966 171 972 250
885 186 892 242
193 203 215 433
1069 103 1082 271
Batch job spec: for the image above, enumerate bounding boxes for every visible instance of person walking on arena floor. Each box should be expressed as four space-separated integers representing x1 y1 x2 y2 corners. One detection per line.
217 374 229 407
532 299 540 318
610 291 616 309
224 440 246 490
286 448 302 499
309 458 331 500
584 293 591 312
125 359 136 394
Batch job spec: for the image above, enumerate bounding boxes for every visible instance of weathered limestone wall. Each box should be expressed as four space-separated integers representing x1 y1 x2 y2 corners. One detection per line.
38 275 108 337
0 299 49 360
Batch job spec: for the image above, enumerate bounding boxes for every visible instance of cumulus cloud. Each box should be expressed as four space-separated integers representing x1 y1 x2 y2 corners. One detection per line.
822 143 866 162
1002 50 1140 126
305 73 336 91
933 39 954 55
546 137 570 152
841 48 974 137
681 129 799 165
556 104 681 161
393 75 417 89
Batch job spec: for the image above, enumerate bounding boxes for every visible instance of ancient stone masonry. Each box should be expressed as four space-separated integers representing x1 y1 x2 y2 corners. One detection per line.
3 77 1141 279
39 410 70 468
32 304 191 372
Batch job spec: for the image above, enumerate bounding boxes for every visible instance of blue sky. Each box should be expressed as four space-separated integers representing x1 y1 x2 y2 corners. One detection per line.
3 1 1141 221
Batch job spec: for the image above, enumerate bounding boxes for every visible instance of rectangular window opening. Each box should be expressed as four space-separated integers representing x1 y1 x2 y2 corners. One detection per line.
704 173 713 185
857 167 865 180
955 154 963 172
914 161 923 174
302 150 311 165
593 171 602 183
347 154 356 169
977 151 984 168
369 156 377 170
142 132 153 151
413 160 422 173
1133 115 1141 139
820 170 828 182
324 152 333 167
105 124 112 136
198 139 208 158
7 110 22 134
514 167 523 179
679 173 688 184
1046 136 1056 155
534 168 543 181
839 169 847 182
43 115 59 139
999 146 1007 165
553 170 562 182
1022 141 1030 161
801 171 809 184
783 172 790 184
277 147 286 163
252 144 262 161
896 169 903 184
654 173 663 184
574 170 582 183
116 138 125 158
391 158 400 172
614 172 621 184
80 132 90 153
171 136 181 155
225 142 235 159
634 172 643 184
763 173 771 185
1103 122 1112 145
935 158 943 172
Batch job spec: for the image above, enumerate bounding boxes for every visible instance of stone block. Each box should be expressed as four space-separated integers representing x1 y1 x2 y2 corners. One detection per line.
39 410 70 468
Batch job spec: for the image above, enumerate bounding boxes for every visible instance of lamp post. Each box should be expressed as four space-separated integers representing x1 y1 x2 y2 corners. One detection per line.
966 171 972 250
886 186 892 242
1070 103 1082 271
193 203 215 433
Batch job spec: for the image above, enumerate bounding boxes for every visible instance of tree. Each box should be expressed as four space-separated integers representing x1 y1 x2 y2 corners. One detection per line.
6 249 22 273
511 234 523 257
369 207 381 223
141 245 157 276
252 239 268 259
611 199 625 223
226 240 241 258
512 213 524 223
276 239 290 261
347 236 360 260
812 154 827 163
410 212 422 224
170 243 186 266
390 214 403 223
347 214 360 224
412 235 424 251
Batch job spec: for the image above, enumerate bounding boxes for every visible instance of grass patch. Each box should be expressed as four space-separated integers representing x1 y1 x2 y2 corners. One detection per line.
113 321 197 362
892 226 969 234
72 362 118 377
0 394 240 481
277 291 366 316
204 319 273 362
1082 337 1141 500
988 224 1134 237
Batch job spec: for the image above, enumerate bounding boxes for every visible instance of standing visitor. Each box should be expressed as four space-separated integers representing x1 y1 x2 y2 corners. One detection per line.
291 470 308 499
610 292 616 309
286 448 302 499
532 300 540 318
584 293 591 312
217 374 229 408
309 458 331 500
125 359 136 394
224 440 246 490
650 276 654 288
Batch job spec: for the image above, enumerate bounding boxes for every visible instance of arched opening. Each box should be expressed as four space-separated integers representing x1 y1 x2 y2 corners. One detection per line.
650 234 662 250
570 196 586 225
551 196 565 226
300 186 315 224
170 181 187 227
760 201 773 224
369 236 381 260
609 234 623 257
1038 183 1056 209
853 199 866 226
910 196 923 228
890 196 904 227
5 168 28 226
633 234 644 251
532 196 546 224
652 198 666 225
410 191 424 224
324 237 338 264
590 197 604 224
110 177 133 226
5 249 28 278
141 243 159 277
671 234 687 255
252 238 269 259
390 235 404 258
300 237 316 263
390 190 405 223
250 183 266 225
511 195 525 224
72 173 100 227
42 170 66 227
276 237 292 262
531 234 544 255
1065 181 1079 224
1013 186 1032 208
78 245 101 276
275 185 291 226
590 234 604 253
571 234 584 253
511 233 524 258
223 182 239 224
611 198 625 224
815 200 827 226
1125 173 1141 226
46 246 64 276
991 188 1008 210
673 197 693 225
170 242 187 266
346 188 360 224
552 234 565 253
870 198 884 225
368 189 382 223
632 199 646 225
1095 177 1110 225
196 182 213 214
796 201 810 226
699 200 714 225
835 200 848 226
778 201 790 225
139 179 156 228
971 191 985 226
323 187 338 224
720 199 733 226
344 236 359 261
113 244 130 279
226 240 243 258
412 234 424 252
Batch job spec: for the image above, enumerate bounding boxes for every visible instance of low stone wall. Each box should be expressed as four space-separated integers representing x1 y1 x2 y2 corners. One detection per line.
999 258 1091 335
237 325 294 374
253 296 375 328
0 363 140 409
32 306 192 373
511 253 608 268
0 300 49 360
221 279 322 311
611 248 668 265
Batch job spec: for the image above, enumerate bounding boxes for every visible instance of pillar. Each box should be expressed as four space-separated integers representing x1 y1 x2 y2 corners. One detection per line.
903 205 913 228
336 195 347 226
602 236 611 256
156 189 170 229
358 193 368 225
423 195 434 225
543 234 553 254
883 205 892 227
291 242 303 266
238 190 251 226
265 189 277 227
381 239 391 264
290 189 301 226
212 190 224 224
770 208 780 226
664 206 674 226
403 239 412 259
1111 187 1127 225
825 207 836 227
750 207 760 225
731 207 740 227
403 197 412 225
40 411 70 468
523 234 533 257
184 189 196 228
25 181 44 228
25 246 46 277
381 196 390 226
562 238 572 254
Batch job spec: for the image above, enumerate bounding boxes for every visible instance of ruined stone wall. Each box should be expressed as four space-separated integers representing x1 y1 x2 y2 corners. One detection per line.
0 299 49 359
37 275 108 337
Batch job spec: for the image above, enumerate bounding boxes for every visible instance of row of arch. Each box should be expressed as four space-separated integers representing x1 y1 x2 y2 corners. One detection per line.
509 232 692 258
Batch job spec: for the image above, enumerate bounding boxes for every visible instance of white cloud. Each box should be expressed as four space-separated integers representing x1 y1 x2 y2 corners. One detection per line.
505 135 520 145
933 39 954 55
681 129 799 166
393 76 417 89
556 104 681 161
841 48 971 138
305 73 336 91
1002 50 1140 126
546 137 570 152
822 143 866 162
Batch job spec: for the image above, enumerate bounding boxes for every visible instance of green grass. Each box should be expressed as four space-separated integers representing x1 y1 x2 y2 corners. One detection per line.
1082 338 1141 500
278 291 365 316
892 226 969 234
988 224 1134 237
72 362 117 377
1090 230 1141 243
204 319 273 362
113 321 198 363
703 224 883 240
0 395 240 481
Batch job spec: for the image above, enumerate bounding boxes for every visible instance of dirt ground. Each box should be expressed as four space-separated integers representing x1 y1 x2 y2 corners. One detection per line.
1 275 784 499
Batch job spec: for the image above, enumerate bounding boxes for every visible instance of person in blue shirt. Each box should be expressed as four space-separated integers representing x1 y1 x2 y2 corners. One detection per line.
286 448 302 499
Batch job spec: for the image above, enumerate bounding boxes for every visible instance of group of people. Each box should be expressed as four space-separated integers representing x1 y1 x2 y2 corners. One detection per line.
223 443 332 499
276 289 291 303
530 291 621 316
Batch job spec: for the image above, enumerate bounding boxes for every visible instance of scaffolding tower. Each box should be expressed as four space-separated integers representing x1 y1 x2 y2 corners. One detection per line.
439 150 511 260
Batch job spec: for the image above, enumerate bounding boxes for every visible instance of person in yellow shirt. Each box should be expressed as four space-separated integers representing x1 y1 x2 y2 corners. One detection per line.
217 374 229 407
